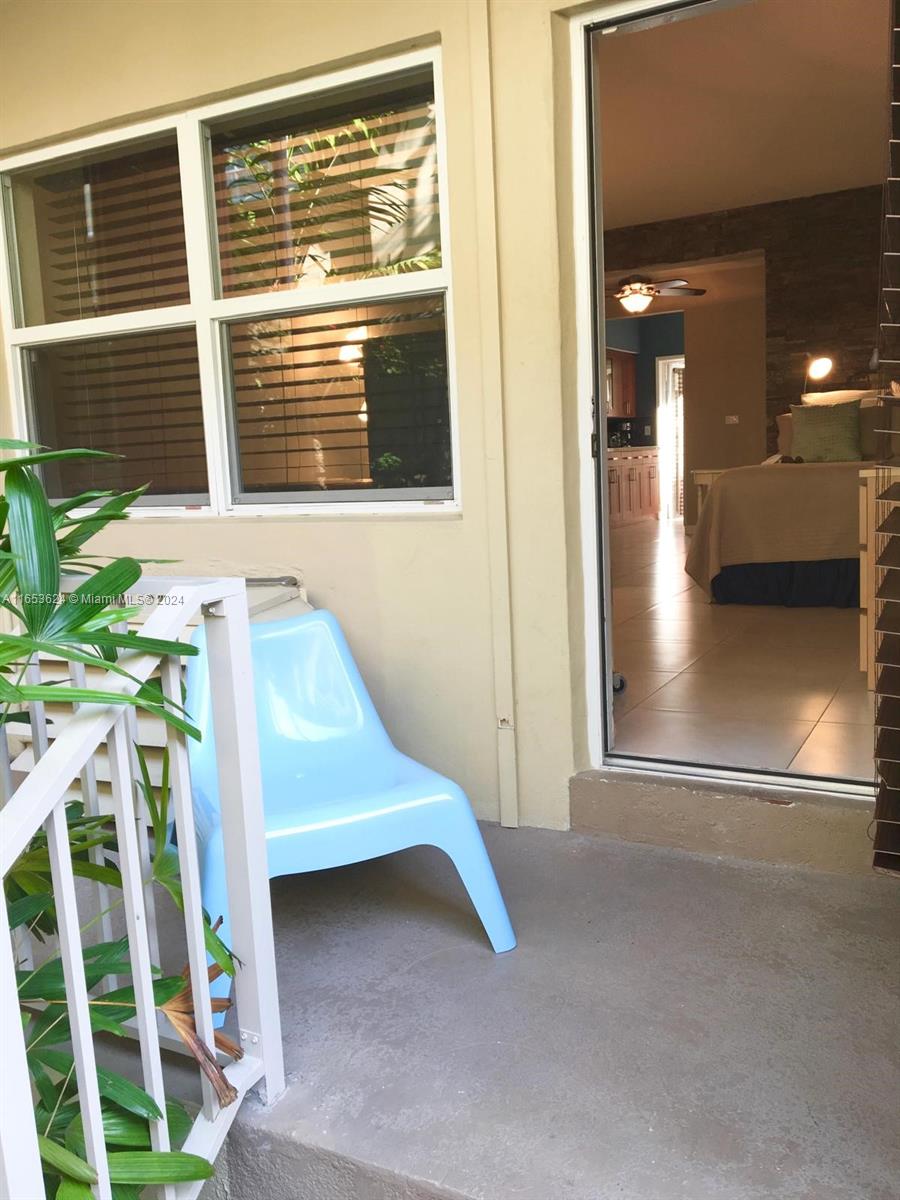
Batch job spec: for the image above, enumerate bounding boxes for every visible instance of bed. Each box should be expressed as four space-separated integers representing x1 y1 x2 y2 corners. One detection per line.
685 460 863 606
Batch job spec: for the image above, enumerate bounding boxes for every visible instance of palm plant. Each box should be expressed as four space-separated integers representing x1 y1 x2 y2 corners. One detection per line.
1 439 238 1197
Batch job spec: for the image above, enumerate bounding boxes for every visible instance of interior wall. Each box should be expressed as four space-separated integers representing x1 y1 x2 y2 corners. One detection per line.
682 282 767 526
604 188 881 450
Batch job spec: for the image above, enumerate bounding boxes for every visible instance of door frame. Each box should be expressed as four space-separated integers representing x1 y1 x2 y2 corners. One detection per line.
567 0 873 797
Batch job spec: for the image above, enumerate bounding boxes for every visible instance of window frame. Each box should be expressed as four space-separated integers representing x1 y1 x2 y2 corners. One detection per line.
0 47 461 517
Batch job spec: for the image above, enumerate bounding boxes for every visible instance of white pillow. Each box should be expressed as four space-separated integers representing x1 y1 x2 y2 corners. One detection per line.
801 388 878 409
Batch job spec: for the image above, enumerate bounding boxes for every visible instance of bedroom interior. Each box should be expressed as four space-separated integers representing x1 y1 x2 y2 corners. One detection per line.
595 0 887 781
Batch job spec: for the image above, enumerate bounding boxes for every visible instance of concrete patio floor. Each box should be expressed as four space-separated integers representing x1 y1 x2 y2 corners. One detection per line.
210 827 899 1200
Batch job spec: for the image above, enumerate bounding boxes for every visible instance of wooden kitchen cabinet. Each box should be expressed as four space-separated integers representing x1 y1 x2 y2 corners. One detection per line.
606 349 637 418
607 448 659 526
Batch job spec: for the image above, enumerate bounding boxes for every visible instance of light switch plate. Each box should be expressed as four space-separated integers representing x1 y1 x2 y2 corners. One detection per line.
725 415 740 425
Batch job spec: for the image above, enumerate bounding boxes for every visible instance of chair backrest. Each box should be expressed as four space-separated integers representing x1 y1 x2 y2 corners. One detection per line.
186 610 395 816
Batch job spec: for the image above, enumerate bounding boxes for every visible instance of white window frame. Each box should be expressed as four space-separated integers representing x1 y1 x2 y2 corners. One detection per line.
0 46 461 518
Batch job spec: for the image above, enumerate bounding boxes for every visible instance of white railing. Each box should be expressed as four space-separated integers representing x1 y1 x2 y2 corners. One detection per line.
0 577 284 1200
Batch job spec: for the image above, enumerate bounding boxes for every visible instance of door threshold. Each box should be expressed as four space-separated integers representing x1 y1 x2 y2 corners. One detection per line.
601 753 875 805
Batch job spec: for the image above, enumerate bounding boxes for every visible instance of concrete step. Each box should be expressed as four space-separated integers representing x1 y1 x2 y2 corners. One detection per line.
197 826 897 1200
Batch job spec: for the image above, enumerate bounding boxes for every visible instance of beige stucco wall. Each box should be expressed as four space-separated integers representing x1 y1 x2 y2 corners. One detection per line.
0 0 611 829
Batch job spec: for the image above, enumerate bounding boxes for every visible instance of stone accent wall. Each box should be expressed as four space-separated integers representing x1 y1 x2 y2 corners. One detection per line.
604 187 882 452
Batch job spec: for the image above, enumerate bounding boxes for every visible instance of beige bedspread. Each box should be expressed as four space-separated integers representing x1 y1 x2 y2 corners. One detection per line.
685 461 862 593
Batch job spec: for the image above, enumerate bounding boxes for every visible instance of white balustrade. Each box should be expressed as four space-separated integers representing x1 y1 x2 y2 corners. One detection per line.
0 577 284 1200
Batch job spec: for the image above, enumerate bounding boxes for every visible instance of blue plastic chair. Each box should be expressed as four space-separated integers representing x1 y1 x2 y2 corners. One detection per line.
185 610 516 1011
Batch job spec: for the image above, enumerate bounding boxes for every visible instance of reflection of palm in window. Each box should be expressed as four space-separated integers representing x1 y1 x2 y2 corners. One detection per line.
218 95 441 294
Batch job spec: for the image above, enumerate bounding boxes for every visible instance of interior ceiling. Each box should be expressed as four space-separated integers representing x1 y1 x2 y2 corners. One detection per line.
595 0 889 230
604 254 765 318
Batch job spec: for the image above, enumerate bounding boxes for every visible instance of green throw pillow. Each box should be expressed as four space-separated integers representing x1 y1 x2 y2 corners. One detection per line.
790 400 861 462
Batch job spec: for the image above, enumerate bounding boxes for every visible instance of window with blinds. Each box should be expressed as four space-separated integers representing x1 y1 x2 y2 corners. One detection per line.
11 139 189 326
1 53 454 510
26 330 207 500
210 73 440 296
226 295 450 500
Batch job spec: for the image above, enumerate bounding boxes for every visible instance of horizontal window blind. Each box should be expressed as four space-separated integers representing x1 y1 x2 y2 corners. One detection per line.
11 140 189 325
3 55 454 509
27 329 208 499
210 76 440 297
226 294 450 497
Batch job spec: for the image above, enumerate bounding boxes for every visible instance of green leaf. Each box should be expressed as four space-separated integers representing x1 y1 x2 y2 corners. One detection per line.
40 1099 81 1143
30 1047 163 1120
107 1151 213 1184
0 679 199 739
20 938 130 1000
136 744 166 852
55 1178 95 1200
97 975 186 1014
0 437 42 450
0 709 38 725
0 633 156 695
56 488 146 556
111 1186 142 1200
165 1101 192 1149
66 1101 191 1161
52 489 117 517
152 849 235 977
70 859 122 888
77 630 198 658
5 463 60 636
37 1134 97 1184
44 557 142 637
30 1055 66 1110
6 892 53 929
0 449 116 472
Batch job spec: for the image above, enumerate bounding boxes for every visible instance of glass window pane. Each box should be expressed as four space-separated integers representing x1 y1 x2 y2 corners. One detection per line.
26 329 208 501
210 69 441 298
226 294 451 499
9 138 188 326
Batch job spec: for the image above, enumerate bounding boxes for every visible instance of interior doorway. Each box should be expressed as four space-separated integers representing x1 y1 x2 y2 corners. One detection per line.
582 0 883 789
656 355 685 522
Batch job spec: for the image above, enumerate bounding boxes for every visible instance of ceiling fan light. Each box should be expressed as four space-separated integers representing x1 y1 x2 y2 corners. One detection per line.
619 290 653 314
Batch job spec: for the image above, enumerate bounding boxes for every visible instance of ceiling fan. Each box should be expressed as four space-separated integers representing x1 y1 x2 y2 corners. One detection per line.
609 275 707 314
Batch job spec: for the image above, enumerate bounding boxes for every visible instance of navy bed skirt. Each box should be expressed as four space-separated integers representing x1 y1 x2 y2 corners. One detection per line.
710 559 859 608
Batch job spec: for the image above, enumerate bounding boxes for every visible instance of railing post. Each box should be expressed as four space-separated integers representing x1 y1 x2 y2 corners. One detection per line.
107 714 172 1178
203 587 285 1103
0 899 44 1200
160 655 218 1121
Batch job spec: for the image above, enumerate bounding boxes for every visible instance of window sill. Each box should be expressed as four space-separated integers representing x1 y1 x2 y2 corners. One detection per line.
83 499 463 521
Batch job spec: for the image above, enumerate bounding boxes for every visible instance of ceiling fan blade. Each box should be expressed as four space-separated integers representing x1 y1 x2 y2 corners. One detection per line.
651 278 690 289
656 286 706 296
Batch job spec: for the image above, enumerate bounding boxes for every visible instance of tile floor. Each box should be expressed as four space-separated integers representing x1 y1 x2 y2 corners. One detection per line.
610 519 874 780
